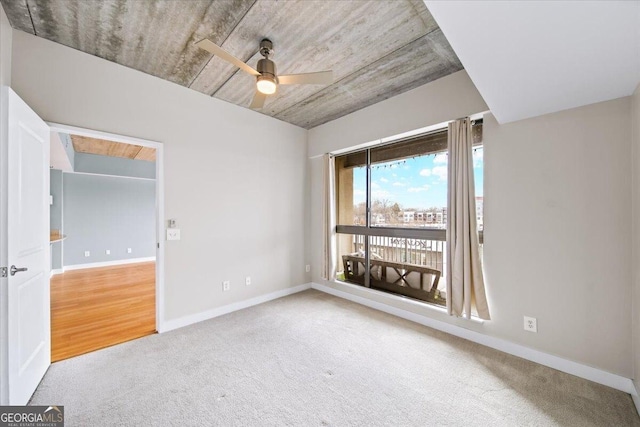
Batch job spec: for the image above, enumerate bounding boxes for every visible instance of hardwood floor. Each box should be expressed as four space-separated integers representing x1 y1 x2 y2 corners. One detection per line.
50 262 156 362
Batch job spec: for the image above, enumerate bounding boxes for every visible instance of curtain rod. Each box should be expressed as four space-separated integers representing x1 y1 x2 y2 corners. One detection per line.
331 119 483 158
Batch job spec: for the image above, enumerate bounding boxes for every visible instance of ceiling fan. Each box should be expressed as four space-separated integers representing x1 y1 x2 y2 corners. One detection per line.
196 38 333 109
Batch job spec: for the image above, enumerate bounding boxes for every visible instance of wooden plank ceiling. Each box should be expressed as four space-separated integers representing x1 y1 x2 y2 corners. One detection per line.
71 135 156 162
2 0 463 129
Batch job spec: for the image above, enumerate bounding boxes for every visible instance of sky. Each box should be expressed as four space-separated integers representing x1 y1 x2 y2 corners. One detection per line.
353 148 483 210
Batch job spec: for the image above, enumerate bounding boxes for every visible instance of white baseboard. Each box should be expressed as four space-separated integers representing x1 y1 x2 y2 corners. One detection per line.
158 283 312 333
64 257 156 271
49 268 64 277
633 382 640 416
311 282 636 395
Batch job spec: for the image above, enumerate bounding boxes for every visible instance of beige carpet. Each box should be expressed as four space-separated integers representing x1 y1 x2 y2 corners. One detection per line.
31 290 639 426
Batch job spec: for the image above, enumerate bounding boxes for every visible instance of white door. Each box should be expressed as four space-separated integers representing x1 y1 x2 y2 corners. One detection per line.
6 88 50 405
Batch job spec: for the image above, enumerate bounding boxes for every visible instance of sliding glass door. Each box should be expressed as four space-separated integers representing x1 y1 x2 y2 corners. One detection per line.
334 125 483 307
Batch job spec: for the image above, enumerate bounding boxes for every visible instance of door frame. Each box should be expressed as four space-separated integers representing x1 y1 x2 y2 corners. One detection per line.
46 123 165 334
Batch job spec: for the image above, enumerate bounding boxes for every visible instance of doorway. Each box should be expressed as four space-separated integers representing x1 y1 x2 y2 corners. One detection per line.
47 123 164 361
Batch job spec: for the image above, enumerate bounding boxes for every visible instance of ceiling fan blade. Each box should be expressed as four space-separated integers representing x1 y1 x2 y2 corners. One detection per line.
195 39 260 77
278 71 334 85
249 91 267 109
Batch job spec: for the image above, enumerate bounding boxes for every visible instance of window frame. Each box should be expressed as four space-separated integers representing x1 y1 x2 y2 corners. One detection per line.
333 123 483 293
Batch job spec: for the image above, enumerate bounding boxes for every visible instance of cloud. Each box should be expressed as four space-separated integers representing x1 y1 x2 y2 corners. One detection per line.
353 189 366 203
371 181 380 189
372 190 391 199
407 187 427 193
434 153 448 164
379 177 389 183
392 182 406 187
392 173 397 177
408 184 431 193
473 149 484 168
432 165 447 181
419 168 431 177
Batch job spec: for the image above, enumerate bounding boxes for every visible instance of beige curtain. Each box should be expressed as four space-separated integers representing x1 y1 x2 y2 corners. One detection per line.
446 118 490 320
322 154 337 280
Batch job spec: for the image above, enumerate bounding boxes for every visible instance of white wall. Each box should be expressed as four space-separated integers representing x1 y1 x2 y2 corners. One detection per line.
308 70 488 157
484 98 631 377
10 31 309 322
308 70 633 377
0 4 10 87
632 83 640 391
0 5 9 160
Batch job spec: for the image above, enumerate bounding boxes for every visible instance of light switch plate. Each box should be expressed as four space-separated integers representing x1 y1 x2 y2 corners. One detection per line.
167 228 181 241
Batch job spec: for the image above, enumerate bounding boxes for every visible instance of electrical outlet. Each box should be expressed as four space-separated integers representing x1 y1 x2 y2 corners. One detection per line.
222 281 230 291
166 228 181 241
84 251 90 257
524 316 537 333
305 265 311 273
127 248 132 254
105 249 110 255
245 276 251 286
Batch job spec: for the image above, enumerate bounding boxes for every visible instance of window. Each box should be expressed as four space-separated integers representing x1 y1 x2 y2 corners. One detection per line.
334 124 483 307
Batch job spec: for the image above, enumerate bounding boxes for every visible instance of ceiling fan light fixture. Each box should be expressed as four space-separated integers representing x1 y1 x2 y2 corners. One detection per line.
256 74 277 95
196 37 333 109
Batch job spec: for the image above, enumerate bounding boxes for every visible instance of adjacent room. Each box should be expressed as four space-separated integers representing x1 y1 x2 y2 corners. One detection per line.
0 0 639 425
49 131 158 361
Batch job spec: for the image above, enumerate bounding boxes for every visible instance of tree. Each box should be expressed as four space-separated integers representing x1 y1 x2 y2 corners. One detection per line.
372 198 389 216
391 202 401 217
354 202 366 225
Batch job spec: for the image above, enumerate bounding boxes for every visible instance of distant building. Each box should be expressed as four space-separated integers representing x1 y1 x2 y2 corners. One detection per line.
404 208 448 227
403 211 415 222
373 213 386 224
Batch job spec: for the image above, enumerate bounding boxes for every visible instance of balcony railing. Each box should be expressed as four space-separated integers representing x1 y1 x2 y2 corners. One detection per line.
336 226 483 307
354 235 445 275
337 232 447 306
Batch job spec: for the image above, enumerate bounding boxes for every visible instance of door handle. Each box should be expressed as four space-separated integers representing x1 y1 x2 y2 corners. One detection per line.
10 265 28 276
